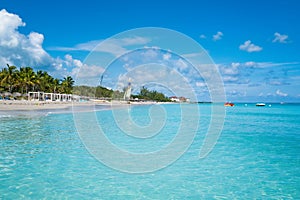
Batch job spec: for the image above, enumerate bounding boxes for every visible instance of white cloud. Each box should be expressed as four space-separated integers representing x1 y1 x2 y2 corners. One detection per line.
65 54 83 68
175 58 188 70
116 64 196 100
200 34 206 39
50 36 151 57
222 76 238 82
222 68 237 76
182 52 206 58
141 48 158 59
231 62 240 68
0 9 53 68
196 82 206 87
276 89 288 97
228 90 240 96
72 64 104 79
221 62 240 75
212 31 223 41
269 81 283 86
0 9 25 41
239 40 262 52
0 9 105 82
94 40 127 56
245 61 256 67
121 36 150 46
123 63 131 71
61 54 104 78
244 61 298 68
272 32 288 43
163 53 171 61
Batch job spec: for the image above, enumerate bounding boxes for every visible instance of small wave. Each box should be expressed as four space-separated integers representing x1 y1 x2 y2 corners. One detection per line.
0 114 13 118
0 111 49 118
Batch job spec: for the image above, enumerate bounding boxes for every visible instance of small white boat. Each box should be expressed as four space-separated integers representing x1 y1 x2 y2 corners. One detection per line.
256 103 266 106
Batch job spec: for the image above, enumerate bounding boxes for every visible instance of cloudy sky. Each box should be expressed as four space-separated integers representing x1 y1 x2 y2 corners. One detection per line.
0 0 300 102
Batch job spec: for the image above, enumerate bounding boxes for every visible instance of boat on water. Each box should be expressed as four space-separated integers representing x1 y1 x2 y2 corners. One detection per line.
224 102 235 107
256 103 266 106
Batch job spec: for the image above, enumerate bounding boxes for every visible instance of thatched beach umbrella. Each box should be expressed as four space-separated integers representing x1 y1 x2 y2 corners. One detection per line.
3 92 12 96
13 92 22 97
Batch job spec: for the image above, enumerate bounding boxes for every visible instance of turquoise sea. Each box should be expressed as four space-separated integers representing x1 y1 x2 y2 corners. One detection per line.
0 103 299 199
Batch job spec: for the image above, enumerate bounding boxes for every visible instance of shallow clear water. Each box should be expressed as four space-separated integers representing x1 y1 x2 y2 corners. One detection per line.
0 104 299 199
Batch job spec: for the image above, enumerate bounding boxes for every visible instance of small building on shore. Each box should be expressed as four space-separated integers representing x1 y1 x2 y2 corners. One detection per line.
28 92 81 102
170 96 190 103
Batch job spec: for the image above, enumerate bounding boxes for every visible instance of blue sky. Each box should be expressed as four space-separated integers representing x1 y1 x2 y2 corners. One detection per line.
0 0 300 102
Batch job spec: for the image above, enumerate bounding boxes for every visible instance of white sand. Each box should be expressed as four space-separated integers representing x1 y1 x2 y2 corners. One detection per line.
0 100 88 111
0 100 165 111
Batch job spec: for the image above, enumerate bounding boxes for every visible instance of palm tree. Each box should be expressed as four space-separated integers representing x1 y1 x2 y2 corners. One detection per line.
0 68 7 91
51 78 61 93
0 64 18 93
43 74 54 93
0 64 76 95
36 70 53 92
19 67 36 93
61 76 74 94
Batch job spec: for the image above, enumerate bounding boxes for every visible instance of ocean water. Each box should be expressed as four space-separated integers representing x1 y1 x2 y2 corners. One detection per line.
0 103 299 199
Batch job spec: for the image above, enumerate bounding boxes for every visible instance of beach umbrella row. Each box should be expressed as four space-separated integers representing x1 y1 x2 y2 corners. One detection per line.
13 92 22 97
1 92 12 96
0 92 24 97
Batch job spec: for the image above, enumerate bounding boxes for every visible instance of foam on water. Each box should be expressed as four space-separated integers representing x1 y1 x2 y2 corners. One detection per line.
0 111 48 118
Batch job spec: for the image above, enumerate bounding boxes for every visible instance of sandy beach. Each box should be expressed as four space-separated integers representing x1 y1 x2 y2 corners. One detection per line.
0 100 108 111
0 100 164 111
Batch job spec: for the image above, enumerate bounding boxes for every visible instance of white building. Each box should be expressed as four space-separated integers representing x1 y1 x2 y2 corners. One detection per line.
28 92 79 102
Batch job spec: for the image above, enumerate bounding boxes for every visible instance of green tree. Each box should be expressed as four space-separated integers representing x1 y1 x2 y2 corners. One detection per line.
95 86 113 98
36 70 53 92
0 64 78 95
19 67 36 93
136 86 170 102
51 78 61 93
0 64 18 93
61 76 74 94
139 86 150 99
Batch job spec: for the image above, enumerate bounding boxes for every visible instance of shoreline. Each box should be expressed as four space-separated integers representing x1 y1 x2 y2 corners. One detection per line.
1 100 297 112
0 100 171 112
0 100 91 111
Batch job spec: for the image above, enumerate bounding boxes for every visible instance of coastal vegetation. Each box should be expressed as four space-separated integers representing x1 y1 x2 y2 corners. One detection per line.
132 86 171 102
0 64 74 95
73 85 171 102
72 85 114 98
1 64 171 102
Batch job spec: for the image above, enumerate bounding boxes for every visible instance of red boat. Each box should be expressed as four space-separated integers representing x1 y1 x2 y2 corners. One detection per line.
224 102 234 107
